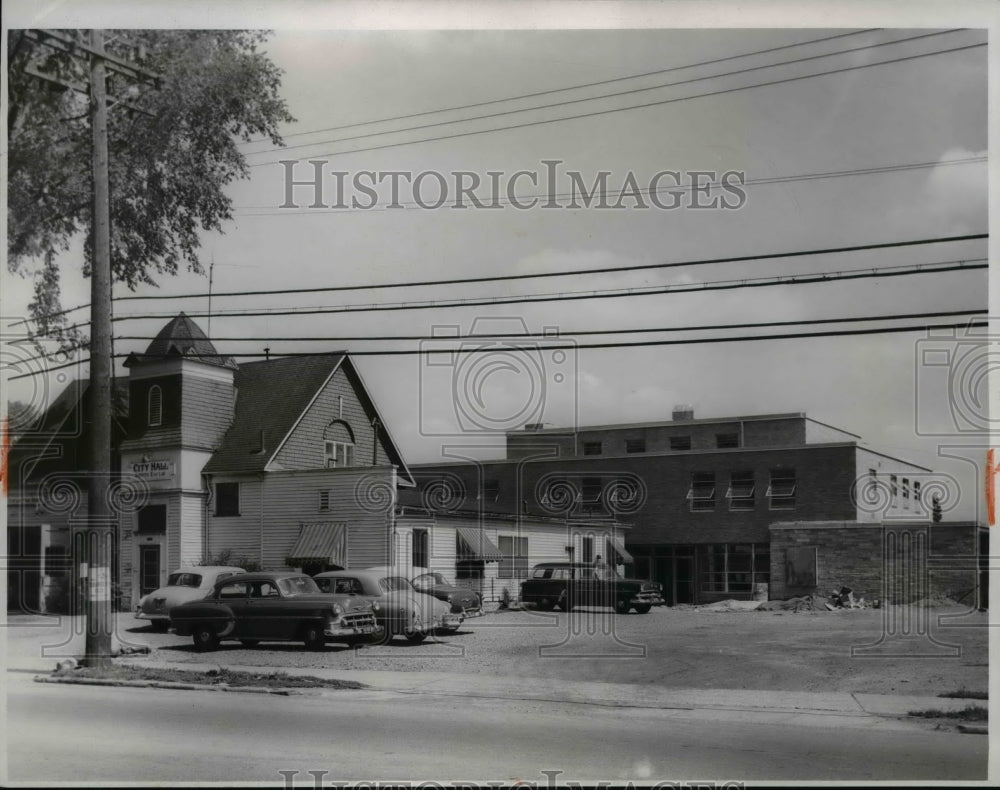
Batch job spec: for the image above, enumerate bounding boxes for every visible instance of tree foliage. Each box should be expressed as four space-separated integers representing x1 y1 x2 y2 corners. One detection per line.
7 30 294 342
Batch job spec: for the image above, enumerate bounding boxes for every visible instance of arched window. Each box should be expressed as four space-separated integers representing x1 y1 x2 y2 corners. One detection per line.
148 385 163 427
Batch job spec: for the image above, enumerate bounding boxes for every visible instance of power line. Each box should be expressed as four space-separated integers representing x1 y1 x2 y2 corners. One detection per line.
233 155 985 216
247 40 986 166
16 307 987 370
8 321 989 381
101 259 986 325
245 30 960 160
115 234 987 304
240 29 880 146
9 319 986 380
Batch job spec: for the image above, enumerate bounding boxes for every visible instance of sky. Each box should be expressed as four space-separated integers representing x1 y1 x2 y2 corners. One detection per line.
2 2 995 521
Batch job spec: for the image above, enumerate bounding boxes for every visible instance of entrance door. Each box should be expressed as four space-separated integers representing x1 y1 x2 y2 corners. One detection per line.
139 545 161 596
674 555 695 604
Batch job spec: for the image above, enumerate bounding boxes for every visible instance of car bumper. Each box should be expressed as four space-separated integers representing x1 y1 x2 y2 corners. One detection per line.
459 607 483 618
631 593 665 606
134 611 168 621
324 621 383 637
433 613 464 630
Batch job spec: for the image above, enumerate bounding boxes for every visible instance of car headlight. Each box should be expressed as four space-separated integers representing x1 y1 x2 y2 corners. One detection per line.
447 593 454 603
331 603 344 616
371 600 381 612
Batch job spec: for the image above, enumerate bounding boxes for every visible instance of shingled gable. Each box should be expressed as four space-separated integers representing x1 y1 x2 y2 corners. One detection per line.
201 353 412 483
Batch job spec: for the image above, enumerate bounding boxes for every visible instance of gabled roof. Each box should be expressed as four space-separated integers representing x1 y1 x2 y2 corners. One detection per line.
201 353 412 483
124 312 237 369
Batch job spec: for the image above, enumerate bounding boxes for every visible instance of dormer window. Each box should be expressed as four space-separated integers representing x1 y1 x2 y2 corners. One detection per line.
148 385 162 427
325 440 355 468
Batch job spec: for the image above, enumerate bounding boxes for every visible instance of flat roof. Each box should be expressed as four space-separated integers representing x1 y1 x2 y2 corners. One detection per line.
506 412 823 435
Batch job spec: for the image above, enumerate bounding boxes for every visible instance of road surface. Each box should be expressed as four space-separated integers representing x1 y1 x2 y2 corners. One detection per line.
4 672 987 783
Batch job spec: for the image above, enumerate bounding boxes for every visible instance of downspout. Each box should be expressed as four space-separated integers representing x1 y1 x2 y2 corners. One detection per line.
259 472 265 569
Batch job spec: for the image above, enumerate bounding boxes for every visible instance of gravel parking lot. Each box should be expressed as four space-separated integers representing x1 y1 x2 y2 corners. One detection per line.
110 603 988 697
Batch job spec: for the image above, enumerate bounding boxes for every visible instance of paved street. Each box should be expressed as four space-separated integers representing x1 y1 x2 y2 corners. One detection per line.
5 671 987 783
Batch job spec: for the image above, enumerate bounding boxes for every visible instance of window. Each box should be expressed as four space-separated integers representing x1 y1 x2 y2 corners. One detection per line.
218 582 248 599
625 438 646 454
727 471 755 510
902 478 910 508
670 435 692 451
699 543 766 594
582 477 603 510
767 468 796 509
148 385 162 427
582 536 594 564
318 490 331 511
582 441 602 456
498 535 529 578
889 474 898 504
324 440 355 468
687 472 716 511
214 482 240 517
412 528 428 568
483 479 500 502
914 480 922 503
716 432 739 449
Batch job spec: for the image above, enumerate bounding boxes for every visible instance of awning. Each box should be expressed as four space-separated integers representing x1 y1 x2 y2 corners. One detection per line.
607 535 634 565
456 526 503 562
286 522 348 566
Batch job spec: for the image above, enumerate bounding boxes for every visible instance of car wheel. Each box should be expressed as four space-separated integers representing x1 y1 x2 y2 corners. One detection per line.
633 604 652 614
193 626 219 652
302 624 326 651
239 639 260 648
558 592 572 612
404 630 426 644
150 620 170 632
538 597 555 611
615 598 631 615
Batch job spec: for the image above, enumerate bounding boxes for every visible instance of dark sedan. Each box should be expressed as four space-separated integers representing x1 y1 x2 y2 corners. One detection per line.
169 571 381 651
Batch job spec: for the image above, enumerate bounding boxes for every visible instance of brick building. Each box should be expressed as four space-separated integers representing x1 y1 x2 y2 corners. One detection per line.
412 407 979 605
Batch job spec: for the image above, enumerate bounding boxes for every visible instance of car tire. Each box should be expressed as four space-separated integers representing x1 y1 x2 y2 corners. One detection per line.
633 604 652 614
302 624 326 651
239 640 260 648
538 598 555 611
404 630 426 644
615 598 631 615
193 626 219 652
150 620 170 632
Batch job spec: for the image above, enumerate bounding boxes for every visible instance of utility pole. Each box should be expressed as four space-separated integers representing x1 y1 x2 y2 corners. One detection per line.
19 29 160 667
85 27 114 667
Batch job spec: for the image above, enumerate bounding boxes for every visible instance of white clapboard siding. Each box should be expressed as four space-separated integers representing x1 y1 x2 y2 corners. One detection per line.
178 493 205 566
207 476 265 563
257 466 397 570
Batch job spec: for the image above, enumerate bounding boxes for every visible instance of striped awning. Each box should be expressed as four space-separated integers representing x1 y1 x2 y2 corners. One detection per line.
286 522 347 566
456 526 503 562
607 535 634 564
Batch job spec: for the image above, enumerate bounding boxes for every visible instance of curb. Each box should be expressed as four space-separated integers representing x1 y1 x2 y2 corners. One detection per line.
957 724 989 735
34 674 310 696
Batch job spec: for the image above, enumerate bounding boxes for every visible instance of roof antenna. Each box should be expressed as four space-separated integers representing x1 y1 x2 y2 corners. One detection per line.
264 347 270 360
207 255 214 338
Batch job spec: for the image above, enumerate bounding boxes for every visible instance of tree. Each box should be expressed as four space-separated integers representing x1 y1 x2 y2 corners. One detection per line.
7 30 294 343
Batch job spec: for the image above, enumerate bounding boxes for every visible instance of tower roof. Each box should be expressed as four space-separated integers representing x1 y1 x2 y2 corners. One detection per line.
124 312 237 369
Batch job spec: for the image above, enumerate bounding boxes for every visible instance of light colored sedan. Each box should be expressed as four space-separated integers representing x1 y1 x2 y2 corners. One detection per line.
313 569 462 643
135 566 245 631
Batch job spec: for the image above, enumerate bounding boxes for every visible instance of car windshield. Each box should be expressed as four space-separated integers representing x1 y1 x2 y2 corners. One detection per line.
413 572 450 587
276 576 320 596
379 576 412 592
166 572 202 588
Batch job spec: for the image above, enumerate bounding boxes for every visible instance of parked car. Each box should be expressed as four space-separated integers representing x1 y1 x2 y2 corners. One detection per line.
520 562 665 614
169 571 381 651
407 568 484 618
135 565 245 631
314 568 462 641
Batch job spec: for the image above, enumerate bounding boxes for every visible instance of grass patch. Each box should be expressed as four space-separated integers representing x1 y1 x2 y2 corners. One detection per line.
909 705 987 721
938 688 988 700
60 664 366 690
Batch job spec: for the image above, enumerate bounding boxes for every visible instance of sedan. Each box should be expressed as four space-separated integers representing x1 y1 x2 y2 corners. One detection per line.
314 569 462 643
135 566 245 631
169 571 381 651
408 568 483 619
